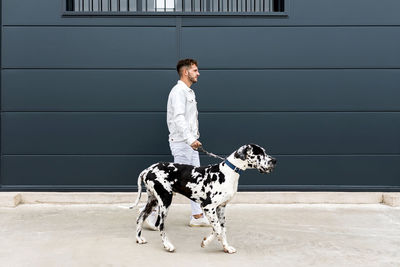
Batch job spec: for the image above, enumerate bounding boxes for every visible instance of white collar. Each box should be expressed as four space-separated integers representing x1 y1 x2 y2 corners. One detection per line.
177 80 193 93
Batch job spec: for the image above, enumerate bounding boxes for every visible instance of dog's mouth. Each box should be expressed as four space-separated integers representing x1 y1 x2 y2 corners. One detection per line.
259 166 275 174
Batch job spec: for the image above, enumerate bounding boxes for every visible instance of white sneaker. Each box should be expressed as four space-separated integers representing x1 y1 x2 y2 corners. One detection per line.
189 215 211 227
139 207 158 231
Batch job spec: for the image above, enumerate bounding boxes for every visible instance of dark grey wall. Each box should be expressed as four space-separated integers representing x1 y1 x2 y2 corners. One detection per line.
1 0 399 191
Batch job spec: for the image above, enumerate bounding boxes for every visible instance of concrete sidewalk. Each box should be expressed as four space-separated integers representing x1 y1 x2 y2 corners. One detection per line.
1 203 400 267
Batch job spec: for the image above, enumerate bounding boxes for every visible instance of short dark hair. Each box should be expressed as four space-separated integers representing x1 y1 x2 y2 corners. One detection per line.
176 58 198 76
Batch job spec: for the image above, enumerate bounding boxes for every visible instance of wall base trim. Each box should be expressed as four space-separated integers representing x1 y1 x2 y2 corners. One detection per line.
1 191 399 208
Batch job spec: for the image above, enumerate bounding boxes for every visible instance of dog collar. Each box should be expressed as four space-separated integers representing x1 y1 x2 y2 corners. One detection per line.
224 160 244 174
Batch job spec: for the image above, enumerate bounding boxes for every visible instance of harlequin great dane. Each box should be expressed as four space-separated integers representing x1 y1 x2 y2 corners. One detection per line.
131 144 276 253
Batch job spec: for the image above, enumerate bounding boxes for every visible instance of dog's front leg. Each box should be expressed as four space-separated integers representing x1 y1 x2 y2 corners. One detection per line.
201 208 217 248
201 230 216 248
216 205 236 253
202 208 236 254
201 206 225 248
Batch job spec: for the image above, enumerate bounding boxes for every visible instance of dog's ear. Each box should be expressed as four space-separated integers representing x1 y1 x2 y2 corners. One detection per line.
234 145 250 160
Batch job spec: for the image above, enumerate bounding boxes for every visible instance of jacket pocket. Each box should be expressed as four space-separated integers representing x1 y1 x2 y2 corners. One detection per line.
187 96 197 105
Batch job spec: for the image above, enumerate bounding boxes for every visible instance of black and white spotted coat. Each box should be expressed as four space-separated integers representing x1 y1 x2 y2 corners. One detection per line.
133 144 276 253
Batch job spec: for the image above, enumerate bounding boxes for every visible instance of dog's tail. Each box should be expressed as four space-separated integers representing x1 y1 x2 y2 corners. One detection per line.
129 170 146 209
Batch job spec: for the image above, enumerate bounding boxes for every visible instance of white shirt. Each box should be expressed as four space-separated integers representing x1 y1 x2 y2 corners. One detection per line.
167 80 200 145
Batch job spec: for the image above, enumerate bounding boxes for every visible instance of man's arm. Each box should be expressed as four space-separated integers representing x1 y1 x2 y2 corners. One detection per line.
169 89 199 148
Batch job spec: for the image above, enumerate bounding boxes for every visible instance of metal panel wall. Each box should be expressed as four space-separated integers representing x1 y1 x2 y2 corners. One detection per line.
1 0 399 191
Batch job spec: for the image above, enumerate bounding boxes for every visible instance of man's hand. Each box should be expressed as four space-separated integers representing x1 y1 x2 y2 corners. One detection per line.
191 140 202 150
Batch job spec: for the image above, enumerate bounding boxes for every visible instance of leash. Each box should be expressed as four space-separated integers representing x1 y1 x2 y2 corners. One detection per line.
198 146 225 160
198 145 244 174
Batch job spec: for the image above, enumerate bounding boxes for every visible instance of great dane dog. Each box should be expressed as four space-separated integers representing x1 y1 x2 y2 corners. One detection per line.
131 144 276 253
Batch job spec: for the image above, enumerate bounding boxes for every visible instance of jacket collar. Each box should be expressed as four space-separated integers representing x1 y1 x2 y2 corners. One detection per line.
177 80 193 93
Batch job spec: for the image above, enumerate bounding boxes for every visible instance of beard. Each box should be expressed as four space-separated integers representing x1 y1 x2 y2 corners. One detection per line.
188 74 198 84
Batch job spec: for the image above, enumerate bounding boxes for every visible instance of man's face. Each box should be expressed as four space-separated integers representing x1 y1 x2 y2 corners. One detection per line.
186 64 200 84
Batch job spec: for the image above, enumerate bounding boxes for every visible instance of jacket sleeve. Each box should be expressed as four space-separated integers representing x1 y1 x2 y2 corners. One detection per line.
169 89 196 145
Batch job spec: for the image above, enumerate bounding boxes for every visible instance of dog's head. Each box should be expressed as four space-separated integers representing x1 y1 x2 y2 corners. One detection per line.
234 144 276 174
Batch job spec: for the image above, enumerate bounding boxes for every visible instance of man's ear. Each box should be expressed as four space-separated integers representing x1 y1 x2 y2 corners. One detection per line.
183 67 189 76
234 145 250 160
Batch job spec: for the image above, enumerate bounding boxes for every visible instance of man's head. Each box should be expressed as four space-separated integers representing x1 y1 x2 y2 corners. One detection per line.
176 58 200 86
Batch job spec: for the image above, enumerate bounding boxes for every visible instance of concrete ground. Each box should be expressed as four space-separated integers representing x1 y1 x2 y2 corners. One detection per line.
1 203 400 267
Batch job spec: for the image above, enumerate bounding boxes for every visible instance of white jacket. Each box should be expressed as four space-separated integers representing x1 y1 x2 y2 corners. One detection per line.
167 80 200 145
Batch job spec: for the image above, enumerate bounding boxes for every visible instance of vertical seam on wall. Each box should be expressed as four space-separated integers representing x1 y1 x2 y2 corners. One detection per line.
0 0 3 189
176 16 182 61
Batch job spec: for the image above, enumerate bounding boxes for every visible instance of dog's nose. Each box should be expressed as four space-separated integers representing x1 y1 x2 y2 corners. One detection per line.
271 158 277 165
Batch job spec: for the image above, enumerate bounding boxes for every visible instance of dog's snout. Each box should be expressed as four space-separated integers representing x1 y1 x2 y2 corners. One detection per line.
270 158 277 165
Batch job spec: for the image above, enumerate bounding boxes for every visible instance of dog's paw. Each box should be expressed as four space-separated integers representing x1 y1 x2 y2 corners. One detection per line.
163 241 175 252
136 237 147 244
201 237 207 248
223 246 237 254
201 235 216 248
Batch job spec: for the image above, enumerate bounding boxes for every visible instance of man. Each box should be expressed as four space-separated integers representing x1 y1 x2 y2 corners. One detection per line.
167 58 209 226
167 58 210 226
143 58 210 229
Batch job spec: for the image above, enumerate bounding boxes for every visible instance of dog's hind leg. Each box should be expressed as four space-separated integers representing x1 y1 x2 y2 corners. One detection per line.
159 204 175 252
152 189 175 252
136 194 157 244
